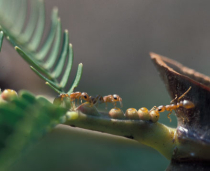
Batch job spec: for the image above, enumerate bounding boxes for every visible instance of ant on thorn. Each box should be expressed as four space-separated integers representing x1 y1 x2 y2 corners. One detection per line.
155 87 195 122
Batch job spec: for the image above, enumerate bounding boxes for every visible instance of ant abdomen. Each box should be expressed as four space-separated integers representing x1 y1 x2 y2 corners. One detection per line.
180 100 195 109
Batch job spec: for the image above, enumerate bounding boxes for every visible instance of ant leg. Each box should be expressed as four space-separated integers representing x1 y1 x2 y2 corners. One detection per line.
170 95 177 104
105 102 108 110
75 98 79 106
177 86 191 101
90 100 94 107
167 111 172 122
72 99 76 109
93 96 98 107
120 101 123 108
180 115 189 123
95 98 99 107
89 96 94 107
114 102 117 108
181 116 185 123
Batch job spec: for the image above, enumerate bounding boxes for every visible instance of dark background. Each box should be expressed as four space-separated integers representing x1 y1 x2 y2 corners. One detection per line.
1 0 210 170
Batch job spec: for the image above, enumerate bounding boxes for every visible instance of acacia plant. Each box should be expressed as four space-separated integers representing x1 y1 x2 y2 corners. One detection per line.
0 0 210 170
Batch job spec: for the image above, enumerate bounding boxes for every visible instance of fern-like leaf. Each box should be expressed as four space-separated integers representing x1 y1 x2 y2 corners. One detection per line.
0 0 83 94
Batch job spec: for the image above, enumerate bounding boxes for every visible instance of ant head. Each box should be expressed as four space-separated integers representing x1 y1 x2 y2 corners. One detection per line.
157 105 166 112
113 94 122 102
81 92 89 101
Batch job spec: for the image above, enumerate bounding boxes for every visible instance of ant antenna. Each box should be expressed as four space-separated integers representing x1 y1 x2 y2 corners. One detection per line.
171 86 191 104
177 86 191 101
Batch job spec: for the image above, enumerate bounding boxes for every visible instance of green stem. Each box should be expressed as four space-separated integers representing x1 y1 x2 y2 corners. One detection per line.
64 111 177 160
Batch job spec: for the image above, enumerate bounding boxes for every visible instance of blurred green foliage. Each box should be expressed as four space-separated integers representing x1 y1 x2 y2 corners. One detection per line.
0 91 67 170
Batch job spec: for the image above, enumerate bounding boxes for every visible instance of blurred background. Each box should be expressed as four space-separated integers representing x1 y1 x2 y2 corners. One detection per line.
1 0 210 170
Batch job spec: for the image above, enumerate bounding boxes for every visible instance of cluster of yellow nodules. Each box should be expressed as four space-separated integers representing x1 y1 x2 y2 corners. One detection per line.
108 107 160 123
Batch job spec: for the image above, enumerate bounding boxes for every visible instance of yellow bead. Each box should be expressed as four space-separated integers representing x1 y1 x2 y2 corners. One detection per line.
137 107 150 120
1 89 18 101
125 108 139 119
109 107 125 119
149 110 160 123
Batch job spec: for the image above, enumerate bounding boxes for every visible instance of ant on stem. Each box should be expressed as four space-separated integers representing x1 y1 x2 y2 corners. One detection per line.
53 92 123 108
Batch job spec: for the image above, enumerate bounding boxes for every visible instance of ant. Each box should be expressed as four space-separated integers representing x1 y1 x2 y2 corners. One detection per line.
81 93 122 108
53 92 81 106
103 94 123 109
155 87 195 122
53 92 123 108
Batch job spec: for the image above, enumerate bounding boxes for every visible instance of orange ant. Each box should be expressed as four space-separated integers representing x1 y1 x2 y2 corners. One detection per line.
53 92 123 108
53 92 82 106
155 87 195 122
70 91 82 101
103 94 123 109
69 92 123 108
